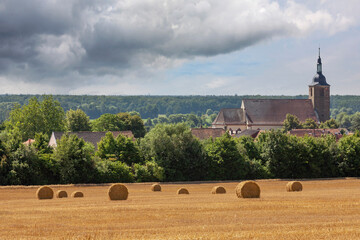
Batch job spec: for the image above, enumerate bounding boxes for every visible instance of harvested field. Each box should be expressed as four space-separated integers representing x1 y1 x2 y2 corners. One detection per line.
1 179 360 239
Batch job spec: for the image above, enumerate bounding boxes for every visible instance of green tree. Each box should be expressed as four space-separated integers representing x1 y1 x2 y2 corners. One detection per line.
336 112 352 129
140 123 207 181
91 112 146 138
133 160 165 182
128 111 140 116
204 133 248 180
257 130 308 178
236 136 261 161
299 135 339 178
66 109 91 132
33 133 52 154
91 113 124 132
206 109 213 115
302 118 319 129
319 119 340 129
0 138 10 185
350 113 360 131
6 96 65 141
118 112 146 138
283 114 302 132
7 145 45 185
53 134 96 184
33 133 57 183
94 159 134 183
236 136 269 179
144 118 153 127
338 134 360 176
96 132 141 165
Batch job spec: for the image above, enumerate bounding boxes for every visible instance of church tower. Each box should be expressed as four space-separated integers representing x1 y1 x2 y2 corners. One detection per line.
309 48 330 123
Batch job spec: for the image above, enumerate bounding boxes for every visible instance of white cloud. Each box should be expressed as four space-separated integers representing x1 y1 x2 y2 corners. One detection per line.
284 1 353 36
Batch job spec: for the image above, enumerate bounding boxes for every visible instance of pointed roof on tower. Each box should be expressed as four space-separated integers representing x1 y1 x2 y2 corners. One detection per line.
310 48 330 86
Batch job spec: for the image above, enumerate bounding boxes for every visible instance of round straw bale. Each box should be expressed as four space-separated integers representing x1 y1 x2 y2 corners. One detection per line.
235 181 260 198
211 186 226 194
56 190 68 198
286 181 303 192
71 191 84 198
36 186 54 200
108 183 128 200
177 187 189 194
151 183 161 192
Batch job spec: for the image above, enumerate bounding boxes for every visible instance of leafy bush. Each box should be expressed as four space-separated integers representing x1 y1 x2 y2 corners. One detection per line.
140 123 207 181
53 134 96 184
204 133 248 180
66 109 91 132
95 159 134 183
8 145 46 185
338 134 360 176
244 158 270 179
257 130 308 178
96 132 141 165
299 135 339 178
133 160 164 182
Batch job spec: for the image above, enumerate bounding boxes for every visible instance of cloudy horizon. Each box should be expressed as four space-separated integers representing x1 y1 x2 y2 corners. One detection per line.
0 0 359 95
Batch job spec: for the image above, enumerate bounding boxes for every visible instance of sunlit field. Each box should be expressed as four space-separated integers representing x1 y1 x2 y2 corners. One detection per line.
1 179 360 239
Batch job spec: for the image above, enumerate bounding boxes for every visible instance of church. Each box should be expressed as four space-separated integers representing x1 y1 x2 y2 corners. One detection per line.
212 50 330 132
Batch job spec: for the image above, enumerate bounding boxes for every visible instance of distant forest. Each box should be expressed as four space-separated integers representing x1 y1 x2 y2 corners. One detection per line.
0 94 359 121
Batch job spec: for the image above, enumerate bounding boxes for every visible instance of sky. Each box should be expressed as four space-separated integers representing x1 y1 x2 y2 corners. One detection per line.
0 0 359 96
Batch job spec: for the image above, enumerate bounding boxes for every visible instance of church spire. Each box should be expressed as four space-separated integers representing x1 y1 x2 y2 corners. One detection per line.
310 48 329 86
317 47 322 73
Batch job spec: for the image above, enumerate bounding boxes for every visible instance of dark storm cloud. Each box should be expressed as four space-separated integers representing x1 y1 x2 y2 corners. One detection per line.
0 0 353 91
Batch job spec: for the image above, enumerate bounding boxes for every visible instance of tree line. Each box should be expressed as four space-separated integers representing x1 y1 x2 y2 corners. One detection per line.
1 122 360 185
1 94 360 121
0 95 360 185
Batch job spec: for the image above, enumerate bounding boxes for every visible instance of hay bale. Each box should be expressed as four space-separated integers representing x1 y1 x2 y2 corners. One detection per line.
235 181 260 198
36 186 54 200
71 191 84 198
56 190 68 198
211 186 226 194
286 181 303 192
177 187 189 194
151 183 161 192
108 183 128 200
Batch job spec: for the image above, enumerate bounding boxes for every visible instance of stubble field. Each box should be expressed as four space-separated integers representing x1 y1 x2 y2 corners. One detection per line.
1 179 360 239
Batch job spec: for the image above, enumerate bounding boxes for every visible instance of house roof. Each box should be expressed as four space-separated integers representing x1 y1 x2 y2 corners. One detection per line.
212 108 246 126
191 128 226 140
234 129 260 138
243 99 318 125
51 131 134 150
289 128 344 140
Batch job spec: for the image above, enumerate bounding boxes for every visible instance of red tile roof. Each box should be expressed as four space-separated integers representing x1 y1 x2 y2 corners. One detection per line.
289 128 344 140
191 128 226 140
